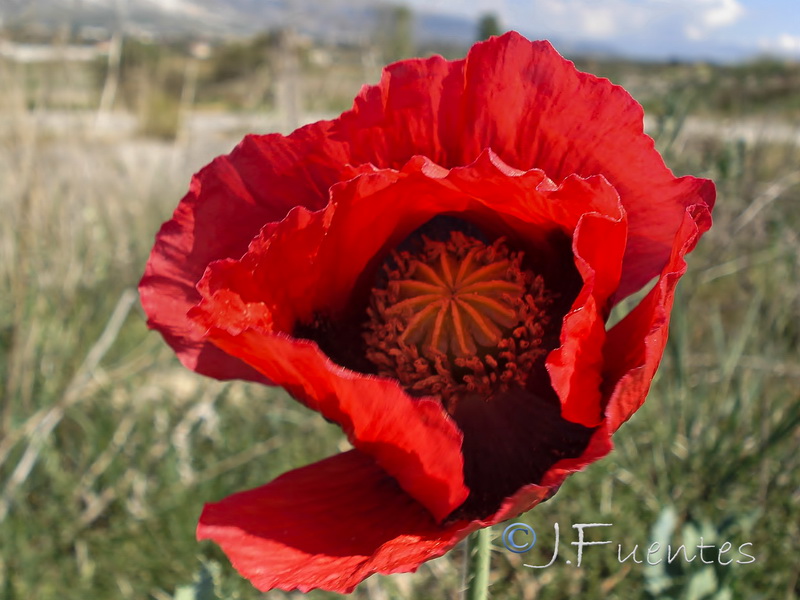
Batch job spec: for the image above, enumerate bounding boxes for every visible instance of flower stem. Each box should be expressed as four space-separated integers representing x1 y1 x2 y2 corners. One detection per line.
464 527 492 600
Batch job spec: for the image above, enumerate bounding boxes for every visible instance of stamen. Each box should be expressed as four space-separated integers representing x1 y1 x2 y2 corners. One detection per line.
364 230 554 410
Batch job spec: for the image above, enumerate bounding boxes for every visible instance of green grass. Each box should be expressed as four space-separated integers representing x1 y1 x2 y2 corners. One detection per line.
1 52 799 600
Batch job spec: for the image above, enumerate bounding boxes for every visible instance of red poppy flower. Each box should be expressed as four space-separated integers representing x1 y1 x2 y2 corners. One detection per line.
140 32 714 593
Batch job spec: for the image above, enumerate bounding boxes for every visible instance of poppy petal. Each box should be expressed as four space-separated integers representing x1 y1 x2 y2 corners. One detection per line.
139 127 351 381
455 33 714 297
334 53 463 169
197 450 477 594
333 32 714 298
602 201 713 431
188 306 468 521
546 177 628 427
313 150 628 316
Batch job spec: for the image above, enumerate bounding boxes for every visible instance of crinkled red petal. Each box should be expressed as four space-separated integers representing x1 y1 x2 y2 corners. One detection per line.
196 431 614 594
188 318 468 522
334 31 715 299
545 177 628 427
602 202 713 431
197 450 479 594
139 128 352 381
312 150 627 316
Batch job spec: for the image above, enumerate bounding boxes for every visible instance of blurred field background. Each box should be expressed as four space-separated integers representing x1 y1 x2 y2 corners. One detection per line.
1 4 799 600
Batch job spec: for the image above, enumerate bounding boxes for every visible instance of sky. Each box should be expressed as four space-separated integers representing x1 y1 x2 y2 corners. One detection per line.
404 0 800 61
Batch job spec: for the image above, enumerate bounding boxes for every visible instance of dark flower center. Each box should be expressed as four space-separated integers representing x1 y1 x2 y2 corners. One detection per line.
364 231 553 411
293 222 594 522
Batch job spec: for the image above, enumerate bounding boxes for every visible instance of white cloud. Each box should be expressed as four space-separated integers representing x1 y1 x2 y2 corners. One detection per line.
531 0 626 39
406 0 746 44
778 33 800 52
759 33 800 56
685 0 745 40
698 0 745 27
536 0 747 42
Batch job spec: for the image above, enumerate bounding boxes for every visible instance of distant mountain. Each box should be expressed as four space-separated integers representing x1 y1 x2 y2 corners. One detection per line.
1 0 238 36
0 0 482 45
